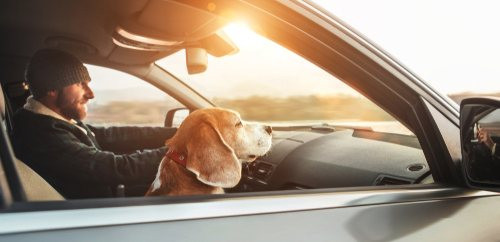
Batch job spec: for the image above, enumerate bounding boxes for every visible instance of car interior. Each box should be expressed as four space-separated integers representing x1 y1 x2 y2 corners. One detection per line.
0 0 436 203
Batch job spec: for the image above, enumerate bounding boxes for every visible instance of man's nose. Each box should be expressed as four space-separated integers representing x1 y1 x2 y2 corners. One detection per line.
85 86 94 99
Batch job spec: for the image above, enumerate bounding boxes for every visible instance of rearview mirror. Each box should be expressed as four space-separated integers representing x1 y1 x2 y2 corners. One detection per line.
185 48 208 74
185 31 238 74
460 97 500 188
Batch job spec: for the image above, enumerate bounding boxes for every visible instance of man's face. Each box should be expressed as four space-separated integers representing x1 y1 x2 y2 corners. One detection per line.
56 80 94 120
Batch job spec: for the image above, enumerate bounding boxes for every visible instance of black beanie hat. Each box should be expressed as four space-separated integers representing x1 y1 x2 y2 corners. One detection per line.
25 49 91 97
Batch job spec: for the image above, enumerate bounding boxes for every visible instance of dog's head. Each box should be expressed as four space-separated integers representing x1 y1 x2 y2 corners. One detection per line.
167 108 272 188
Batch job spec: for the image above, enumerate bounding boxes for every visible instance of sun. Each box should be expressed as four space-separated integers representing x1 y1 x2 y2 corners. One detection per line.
222 21 264 47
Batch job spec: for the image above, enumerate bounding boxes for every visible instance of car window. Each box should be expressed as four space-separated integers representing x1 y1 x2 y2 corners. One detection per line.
84 65 185 127
157 23 412 136
156 22 430 188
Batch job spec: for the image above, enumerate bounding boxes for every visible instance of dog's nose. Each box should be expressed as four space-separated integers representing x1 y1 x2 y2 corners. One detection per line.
265 125 272 134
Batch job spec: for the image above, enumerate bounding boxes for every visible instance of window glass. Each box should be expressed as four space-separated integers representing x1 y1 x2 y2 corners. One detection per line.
157 23 412 136
84 65 184 126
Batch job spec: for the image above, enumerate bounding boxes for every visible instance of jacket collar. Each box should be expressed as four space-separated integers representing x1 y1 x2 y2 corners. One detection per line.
23 96 88 135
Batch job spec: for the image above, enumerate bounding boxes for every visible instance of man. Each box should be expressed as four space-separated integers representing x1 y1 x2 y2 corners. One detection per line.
11 49 176 199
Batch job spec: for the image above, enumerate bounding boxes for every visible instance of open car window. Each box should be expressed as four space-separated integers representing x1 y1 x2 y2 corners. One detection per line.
156 22 430 190
0 1 436 208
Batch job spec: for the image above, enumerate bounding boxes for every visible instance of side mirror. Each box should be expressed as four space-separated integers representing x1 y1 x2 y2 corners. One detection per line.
460 97 500 189
165 108 189 128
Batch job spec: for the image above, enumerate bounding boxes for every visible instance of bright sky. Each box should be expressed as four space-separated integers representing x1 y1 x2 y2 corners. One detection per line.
89 1 500 97
313 0 500 95
156 22 358 99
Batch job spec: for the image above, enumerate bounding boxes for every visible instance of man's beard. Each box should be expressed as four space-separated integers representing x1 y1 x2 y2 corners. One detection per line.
56 91 87 120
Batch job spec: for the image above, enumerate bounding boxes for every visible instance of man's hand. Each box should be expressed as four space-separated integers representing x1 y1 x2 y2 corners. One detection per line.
478 127 495 151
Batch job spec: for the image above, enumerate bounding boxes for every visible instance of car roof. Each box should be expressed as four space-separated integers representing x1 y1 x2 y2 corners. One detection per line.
0 0 226 82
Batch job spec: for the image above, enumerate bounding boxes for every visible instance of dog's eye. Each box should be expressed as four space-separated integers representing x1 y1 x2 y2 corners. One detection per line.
235 121 243 127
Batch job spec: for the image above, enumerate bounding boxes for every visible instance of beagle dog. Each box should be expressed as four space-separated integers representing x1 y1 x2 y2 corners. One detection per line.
146 108 272 196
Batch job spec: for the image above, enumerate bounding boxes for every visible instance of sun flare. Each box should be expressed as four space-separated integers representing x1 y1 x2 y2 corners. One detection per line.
223 21 264 47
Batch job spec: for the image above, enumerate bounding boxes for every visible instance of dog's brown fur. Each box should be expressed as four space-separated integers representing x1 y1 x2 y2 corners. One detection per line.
145 108 272 196
146 158 222 196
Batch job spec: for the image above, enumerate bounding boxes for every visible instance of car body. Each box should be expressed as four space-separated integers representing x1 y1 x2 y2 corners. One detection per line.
0 0 499 241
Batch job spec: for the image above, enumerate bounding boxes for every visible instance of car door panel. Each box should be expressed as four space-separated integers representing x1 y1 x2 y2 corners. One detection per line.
0 187 496 241
2 192 498 242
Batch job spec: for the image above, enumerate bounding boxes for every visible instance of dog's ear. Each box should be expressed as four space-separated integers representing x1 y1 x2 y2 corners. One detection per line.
185 121 241 188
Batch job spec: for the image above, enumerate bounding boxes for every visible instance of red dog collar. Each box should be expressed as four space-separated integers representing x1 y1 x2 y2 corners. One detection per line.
166 150 187 167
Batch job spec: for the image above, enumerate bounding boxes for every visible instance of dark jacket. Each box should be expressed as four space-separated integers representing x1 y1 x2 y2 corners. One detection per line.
12 108 176 199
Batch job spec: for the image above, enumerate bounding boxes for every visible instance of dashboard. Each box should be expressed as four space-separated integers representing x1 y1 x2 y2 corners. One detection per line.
232 126 430 192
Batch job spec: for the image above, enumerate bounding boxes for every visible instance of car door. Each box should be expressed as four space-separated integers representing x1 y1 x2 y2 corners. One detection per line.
1 0 500 241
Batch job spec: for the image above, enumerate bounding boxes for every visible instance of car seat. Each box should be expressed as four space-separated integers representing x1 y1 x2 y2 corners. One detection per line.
0 84 64 201
1 81 31 133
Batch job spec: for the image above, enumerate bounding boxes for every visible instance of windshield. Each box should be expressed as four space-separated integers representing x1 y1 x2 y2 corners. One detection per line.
312 0 500 102
156 23 412 135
